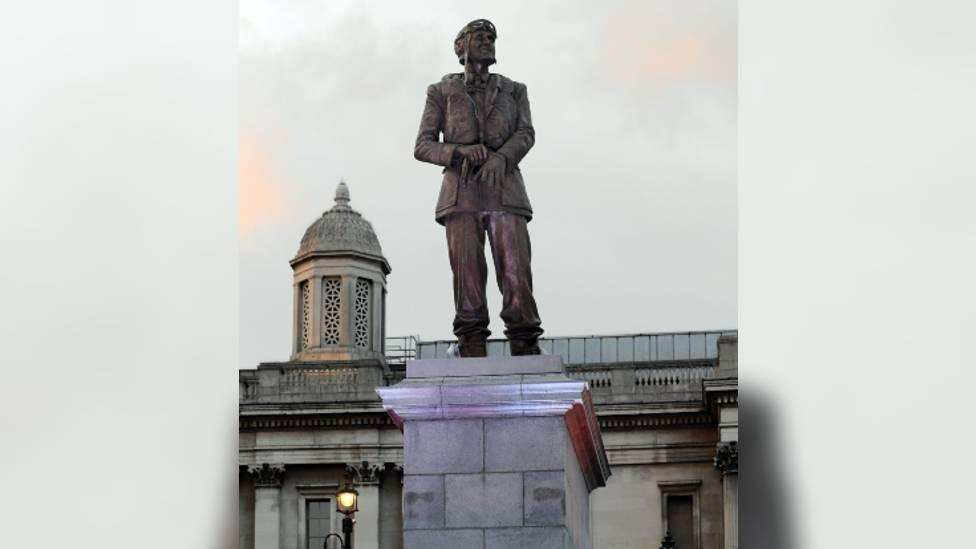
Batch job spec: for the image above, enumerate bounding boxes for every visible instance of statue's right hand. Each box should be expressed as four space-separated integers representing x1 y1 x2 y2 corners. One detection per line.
456 144 489 166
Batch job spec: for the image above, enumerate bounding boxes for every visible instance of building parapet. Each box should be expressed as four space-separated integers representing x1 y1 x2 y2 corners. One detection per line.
240 331 737 411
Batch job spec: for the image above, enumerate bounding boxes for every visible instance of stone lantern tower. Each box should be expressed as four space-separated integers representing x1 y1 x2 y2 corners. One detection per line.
290 181 391 362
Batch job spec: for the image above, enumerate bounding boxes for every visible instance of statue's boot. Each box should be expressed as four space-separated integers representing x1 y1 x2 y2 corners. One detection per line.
458 336 487 358
510 339 541 356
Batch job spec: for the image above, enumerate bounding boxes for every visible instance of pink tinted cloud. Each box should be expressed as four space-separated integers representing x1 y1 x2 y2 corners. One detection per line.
598 10 733 87
239 127 286 235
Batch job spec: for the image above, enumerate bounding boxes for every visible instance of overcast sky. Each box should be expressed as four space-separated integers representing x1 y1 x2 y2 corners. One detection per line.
239 0 737 369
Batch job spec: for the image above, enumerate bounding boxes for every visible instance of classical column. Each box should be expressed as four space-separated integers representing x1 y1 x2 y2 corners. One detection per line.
715 442 738 549
248 463 285 549
378 464 404 549
346 461 383 549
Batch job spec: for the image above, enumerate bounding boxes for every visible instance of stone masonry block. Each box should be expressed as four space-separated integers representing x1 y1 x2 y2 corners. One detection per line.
404 419 483 474
407 355 562 378
485 416 567 472
485 527 571 549
402 475 444 530
524 471 567 526
445 472 523 528
403 529 483 549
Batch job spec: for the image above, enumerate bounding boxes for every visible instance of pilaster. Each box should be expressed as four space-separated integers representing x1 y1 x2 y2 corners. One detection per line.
309 277 322 348
292 283 301 356
339 275 354 347
715 442 738 549
347 461 383 549
371 278 383 353
248 463 285 549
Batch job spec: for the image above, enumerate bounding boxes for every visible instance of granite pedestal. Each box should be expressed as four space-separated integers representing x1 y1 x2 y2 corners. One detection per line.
377 356 611 549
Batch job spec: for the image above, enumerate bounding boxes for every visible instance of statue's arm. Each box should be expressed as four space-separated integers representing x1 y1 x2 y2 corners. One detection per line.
495 82 535 172
414 84 458 167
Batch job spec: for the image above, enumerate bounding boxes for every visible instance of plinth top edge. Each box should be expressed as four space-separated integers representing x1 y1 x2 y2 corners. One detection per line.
406 355 563 378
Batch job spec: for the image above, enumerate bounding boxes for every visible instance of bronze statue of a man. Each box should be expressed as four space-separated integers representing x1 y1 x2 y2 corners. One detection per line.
414 19 543 358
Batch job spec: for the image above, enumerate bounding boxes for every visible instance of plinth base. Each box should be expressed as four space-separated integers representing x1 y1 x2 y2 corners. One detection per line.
377 356 610 549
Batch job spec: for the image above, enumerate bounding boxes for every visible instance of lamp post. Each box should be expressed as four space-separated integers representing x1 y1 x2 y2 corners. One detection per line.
660 530 676 549
322 533 344 549
332 483 358 549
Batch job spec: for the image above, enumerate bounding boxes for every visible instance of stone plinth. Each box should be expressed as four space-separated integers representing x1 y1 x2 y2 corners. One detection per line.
376 356 611 549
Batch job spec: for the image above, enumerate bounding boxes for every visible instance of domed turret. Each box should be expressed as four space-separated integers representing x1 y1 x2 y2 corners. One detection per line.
289 181 391 362
292 181 390 272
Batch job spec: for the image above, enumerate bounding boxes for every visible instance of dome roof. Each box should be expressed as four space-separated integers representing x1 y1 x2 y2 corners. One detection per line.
291 181 390 273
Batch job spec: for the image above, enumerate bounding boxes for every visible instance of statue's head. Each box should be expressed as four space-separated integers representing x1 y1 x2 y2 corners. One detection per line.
454 19 497 66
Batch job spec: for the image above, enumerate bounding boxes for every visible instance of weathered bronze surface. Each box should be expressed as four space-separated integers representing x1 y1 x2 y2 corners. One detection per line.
414 19 543 357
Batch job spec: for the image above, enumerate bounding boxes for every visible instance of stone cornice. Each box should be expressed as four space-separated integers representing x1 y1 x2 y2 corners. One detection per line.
240 401 386 415
240 446 403 467
607 442 719 465
599 412 715 430
254 358 387 371
240 404 716 431
703 377 738 394
240 412 394 431
704 378 738 421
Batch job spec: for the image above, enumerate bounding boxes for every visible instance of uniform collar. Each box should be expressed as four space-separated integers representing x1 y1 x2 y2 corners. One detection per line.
463 71 492 89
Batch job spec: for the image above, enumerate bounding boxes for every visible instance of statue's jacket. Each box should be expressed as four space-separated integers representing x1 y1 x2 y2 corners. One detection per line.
415 73 535 225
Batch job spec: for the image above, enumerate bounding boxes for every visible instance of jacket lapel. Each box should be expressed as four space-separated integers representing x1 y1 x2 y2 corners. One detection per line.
485 74 501 120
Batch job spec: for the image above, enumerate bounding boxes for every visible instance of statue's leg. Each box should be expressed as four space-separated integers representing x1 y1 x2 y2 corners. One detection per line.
485 212 543 355
446 213 490 357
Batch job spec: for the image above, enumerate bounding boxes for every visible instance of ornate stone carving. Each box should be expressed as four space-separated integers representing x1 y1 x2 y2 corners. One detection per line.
354 278 371 348
247 463 286 488
346 460 384 485
390 463 404 486
294 182 386 261
300 282 310 350
321 277 341 345
714 441 738 475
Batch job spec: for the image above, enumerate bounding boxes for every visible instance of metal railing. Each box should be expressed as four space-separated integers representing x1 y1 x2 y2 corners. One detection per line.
410 330 736 365
383 336 419 366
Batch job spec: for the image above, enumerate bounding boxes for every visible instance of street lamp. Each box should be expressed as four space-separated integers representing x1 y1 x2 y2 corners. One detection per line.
336 484 359 514
322 533 344 549
321 484 358 549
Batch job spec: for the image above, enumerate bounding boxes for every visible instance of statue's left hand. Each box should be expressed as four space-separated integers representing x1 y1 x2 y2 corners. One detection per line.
478 153 506 188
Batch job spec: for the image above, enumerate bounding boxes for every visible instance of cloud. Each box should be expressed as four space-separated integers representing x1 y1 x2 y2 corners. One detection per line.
597 2 736 88
239 126 285 235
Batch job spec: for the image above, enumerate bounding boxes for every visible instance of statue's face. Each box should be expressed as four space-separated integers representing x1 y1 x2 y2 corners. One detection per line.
466 30 496 64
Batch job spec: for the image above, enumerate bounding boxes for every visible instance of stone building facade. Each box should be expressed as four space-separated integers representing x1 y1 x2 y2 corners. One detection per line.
239 184 738 549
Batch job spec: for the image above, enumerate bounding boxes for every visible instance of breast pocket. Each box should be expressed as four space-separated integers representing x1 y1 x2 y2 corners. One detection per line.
486 96 517 145
447 105 478 144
